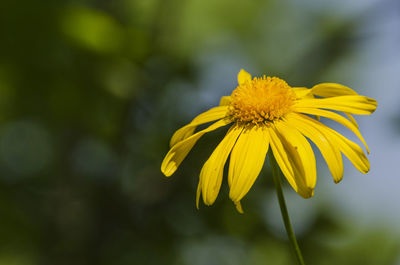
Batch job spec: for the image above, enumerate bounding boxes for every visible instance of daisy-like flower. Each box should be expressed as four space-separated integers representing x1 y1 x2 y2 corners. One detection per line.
161 69 377 213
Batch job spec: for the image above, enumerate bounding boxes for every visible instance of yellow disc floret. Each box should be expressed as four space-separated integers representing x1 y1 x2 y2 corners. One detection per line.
229 76 296 124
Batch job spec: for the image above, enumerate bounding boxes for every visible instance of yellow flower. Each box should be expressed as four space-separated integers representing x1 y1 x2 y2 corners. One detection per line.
161 69 377 213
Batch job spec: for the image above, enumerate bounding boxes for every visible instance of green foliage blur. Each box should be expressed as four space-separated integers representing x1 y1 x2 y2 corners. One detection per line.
0 0 398 264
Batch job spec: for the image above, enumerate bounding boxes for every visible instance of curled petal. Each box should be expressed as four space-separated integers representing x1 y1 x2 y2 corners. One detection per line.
294 107 370 153
293 87 313 99
293 114 369 175
295 95 377 115
345 113 358 128
311 83 358 97
162 119 231 177
170 106 229 147
287 113 343 183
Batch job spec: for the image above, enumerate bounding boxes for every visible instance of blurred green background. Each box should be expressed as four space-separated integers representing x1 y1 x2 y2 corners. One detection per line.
1 0 399 264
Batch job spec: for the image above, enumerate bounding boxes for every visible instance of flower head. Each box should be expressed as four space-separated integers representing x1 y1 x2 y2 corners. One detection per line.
161 69 377 213
229 75 295 123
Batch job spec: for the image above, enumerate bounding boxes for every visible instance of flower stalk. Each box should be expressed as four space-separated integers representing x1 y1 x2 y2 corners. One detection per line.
269 153 306 265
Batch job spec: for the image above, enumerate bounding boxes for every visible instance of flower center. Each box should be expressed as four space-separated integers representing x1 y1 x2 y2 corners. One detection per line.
228 76 295 124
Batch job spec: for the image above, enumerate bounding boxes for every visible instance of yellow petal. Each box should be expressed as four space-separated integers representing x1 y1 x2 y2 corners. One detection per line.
345 113 359 128
293 87 313 99
293 114 369 175
266 126 313 198
294 107 370 153
237 69 252 85
200 124 243 206
295 95 377 115
161 119 231 177
327 128 370 174
196 181 201 209
234 201 244 214
219 96 231 106
311 83 358 97
287 113 343 183
228 126 269 202
266 127 294 187
170 106 229 147
275 120 317 189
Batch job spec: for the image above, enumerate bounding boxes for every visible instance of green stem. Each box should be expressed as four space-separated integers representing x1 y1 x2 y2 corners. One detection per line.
269 154 306 265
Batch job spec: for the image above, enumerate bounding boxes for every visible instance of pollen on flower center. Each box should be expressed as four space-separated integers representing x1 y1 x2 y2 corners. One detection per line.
229 76 296 124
